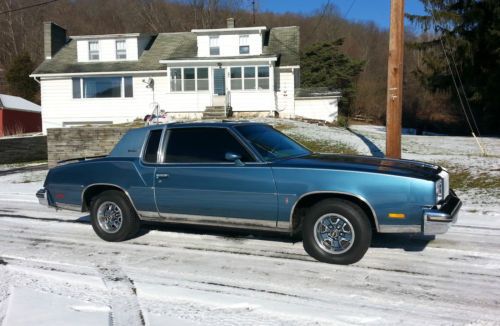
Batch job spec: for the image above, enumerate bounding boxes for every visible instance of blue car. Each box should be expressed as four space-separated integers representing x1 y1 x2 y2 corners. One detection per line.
37 122 461 264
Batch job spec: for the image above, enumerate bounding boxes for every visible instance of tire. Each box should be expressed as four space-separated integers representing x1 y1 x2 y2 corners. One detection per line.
302 198 372 265
90 190 141 242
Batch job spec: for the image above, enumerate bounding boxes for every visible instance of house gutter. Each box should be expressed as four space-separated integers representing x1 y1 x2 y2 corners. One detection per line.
30 70 166 78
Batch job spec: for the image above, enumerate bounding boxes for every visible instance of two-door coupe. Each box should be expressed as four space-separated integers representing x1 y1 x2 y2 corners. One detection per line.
37 122 461 264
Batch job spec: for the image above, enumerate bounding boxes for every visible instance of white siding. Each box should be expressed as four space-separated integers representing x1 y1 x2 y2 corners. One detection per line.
40 74 166 133
276 68 296 118
295 97 339 123
197 32 263 57
76 38 140 62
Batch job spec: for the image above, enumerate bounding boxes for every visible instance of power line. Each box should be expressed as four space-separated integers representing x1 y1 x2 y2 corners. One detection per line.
0 0 60 16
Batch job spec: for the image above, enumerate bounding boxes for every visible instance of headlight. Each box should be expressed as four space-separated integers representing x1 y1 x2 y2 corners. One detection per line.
435 179 444 203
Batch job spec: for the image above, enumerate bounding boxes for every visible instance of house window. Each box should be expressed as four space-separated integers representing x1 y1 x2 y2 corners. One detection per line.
72 76 133 98
116 40 127 59
230 67 242 90
170 67 209 92
197 68 209 91
170 68 182 92
209 36 220 55
184 68 195 91
244 67 256 90
89 41 99 61
239 35 249 54
257 66 270 89
229 66 270 91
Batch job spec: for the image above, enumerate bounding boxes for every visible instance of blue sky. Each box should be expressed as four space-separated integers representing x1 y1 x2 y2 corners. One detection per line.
258 0 426 30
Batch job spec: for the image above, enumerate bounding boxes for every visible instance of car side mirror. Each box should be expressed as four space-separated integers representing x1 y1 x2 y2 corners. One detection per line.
225 152 244 166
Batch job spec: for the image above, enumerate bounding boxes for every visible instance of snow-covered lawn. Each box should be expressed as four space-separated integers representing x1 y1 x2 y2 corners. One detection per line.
0 120 499 325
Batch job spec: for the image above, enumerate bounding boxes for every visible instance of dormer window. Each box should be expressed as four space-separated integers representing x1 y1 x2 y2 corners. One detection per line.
209 36 220 55
116 40 126 59
88 41 99 61
239 35 249 54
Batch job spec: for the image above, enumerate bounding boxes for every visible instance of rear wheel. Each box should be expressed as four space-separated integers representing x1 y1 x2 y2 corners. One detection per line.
302 199 372 264
90 190 140 242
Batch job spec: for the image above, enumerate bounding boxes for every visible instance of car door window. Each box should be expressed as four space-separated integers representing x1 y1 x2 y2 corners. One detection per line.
163 128 254 163
143 129 163 163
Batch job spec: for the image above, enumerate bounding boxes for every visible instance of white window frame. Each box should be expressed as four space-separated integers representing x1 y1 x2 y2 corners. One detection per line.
239 35 250 54
72 76 133 99
88 41 100 61
170 67 210 92
229 65 271 91
116 40 127 60
209 36 220 56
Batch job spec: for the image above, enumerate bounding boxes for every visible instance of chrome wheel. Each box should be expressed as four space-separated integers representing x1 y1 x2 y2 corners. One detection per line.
313 213 355 254
97 201 123 234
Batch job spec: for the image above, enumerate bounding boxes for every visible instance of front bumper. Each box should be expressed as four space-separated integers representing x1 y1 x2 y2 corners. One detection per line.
36 188 49 207
423 189 462 235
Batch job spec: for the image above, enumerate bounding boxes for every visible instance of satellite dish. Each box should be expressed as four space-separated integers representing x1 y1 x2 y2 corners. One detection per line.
142 77 154 89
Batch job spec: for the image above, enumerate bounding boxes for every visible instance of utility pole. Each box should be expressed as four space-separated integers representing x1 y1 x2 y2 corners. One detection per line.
386 0 405 159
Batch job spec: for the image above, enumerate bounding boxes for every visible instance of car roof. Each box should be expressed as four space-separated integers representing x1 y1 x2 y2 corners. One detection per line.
142 120 267 130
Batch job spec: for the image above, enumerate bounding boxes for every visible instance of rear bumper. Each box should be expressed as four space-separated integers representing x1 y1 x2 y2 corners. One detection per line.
36 188 49 207
423 189 462 235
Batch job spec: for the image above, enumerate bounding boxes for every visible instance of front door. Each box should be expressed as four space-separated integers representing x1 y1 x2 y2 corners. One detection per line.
154 127 278 227
213 68 226 95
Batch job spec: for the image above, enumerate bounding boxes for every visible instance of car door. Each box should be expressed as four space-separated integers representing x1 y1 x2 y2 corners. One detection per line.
154 126 278 227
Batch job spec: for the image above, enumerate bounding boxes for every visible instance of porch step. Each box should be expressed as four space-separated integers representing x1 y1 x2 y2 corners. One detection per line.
203 106 227 119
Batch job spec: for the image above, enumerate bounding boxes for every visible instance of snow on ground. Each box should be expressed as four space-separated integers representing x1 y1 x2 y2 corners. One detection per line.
0 120 499 325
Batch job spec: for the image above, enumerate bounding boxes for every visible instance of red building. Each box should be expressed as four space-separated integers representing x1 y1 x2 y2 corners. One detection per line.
0 94 42 137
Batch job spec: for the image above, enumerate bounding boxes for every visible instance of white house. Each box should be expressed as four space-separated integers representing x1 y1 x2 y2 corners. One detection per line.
32 19 337 133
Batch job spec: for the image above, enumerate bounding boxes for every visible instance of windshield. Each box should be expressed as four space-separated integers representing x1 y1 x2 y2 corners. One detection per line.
235 124 311 161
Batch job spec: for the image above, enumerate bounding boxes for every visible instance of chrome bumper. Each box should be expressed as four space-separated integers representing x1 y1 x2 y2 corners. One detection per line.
36 188 49 207
423 189 462 235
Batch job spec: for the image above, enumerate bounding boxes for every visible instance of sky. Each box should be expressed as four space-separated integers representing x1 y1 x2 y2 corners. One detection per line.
258 0 426 30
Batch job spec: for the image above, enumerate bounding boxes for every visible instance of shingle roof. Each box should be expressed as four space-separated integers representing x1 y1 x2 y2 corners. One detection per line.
32 26 299 75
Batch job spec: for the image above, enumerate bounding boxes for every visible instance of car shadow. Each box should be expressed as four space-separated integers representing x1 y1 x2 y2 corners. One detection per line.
347 127 385 157
30 213 434 251
371 233 435 252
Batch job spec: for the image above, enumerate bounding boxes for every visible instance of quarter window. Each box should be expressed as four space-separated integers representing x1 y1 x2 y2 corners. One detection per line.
89 41 99 61
143 129 163 163
116 40 127 59
164 128 254 163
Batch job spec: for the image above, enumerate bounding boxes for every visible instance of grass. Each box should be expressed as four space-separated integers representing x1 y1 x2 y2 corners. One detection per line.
435 161 500 190
449 170 500 190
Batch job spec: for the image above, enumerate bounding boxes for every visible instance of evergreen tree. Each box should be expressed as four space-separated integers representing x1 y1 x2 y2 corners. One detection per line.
300 39 365 119
407 0 500 134
5 53 39 103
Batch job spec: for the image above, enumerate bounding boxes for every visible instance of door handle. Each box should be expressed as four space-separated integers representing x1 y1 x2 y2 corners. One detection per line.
156 173 169 179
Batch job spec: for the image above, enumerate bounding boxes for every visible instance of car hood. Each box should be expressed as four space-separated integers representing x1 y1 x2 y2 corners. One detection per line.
272 153 441 181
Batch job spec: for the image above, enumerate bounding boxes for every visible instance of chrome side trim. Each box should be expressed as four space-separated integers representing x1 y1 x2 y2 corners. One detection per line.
141 211 288 232
81 183 140 215
289 191 380 232
55 202 82 212
378 225 421 233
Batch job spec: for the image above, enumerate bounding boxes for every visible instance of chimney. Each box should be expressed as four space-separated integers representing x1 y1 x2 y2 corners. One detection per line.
44 22 67 60
226 18 235 28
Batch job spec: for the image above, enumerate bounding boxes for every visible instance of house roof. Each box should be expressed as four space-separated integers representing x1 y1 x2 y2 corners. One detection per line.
0 94 41 113
32 26 299 76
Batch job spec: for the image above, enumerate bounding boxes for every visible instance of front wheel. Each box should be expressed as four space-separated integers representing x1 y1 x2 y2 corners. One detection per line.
302 199 372 264
90 190 140 242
